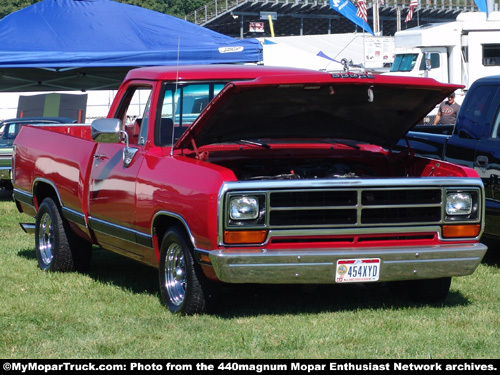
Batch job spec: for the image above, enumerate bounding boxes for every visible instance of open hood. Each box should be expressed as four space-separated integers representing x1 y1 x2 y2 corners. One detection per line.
175 73 462 151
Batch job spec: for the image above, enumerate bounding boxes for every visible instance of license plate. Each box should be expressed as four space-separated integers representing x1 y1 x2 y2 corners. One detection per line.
336 258 381 283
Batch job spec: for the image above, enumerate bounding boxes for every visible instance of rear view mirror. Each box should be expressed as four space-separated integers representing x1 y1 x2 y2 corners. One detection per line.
91 118 138 168
425 52 432 71
91 118 122 143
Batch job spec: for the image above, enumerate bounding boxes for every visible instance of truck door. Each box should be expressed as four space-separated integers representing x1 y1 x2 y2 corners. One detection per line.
472 87 500 236
444 84 500 170
88 84 154 260
419 48 448 83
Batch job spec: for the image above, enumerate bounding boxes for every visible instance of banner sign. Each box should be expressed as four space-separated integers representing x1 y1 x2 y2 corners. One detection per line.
250 22 265 33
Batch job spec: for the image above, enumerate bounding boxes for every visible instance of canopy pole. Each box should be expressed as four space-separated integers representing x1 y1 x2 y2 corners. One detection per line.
268 14 275 37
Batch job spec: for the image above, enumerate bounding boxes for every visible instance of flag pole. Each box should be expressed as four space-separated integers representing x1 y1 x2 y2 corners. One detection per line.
373 0 379 35
417 1 420 27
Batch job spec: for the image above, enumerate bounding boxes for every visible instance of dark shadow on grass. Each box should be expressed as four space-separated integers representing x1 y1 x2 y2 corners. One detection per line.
480 238 500 268
0 187 13 201
207 283 470 318
17 247 471 317
85 248 159 296
18 248 36 260
17 247 158 296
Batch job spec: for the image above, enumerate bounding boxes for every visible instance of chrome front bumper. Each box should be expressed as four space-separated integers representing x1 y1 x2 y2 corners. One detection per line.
0 166 11 181
207 243 487 284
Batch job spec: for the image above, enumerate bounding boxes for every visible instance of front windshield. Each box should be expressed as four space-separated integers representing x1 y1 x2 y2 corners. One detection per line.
156 82 226 146
390 54 418 72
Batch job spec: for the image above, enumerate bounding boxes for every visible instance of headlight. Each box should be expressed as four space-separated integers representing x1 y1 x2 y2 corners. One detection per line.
230 196 259 220
446 192 472 215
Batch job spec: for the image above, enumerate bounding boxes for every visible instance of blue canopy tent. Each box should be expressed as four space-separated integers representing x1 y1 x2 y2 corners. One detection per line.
0 0 262 92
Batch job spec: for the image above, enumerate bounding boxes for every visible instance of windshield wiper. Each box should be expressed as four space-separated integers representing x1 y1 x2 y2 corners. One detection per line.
321 139 360 150
238 139 271 149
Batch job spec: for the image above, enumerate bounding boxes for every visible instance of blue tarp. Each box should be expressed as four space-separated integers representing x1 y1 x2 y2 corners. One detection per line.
0 0 262 68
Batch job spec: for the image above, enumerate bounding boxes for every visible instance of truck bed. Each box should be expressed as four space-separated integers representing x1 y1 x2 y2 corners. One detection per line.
14 124 96 215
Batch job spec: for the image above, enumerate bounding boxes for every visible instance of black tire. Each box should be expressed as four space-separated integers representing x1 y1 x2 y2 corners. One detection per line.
158 226 207 314
391 277 452 304
35 198 92 272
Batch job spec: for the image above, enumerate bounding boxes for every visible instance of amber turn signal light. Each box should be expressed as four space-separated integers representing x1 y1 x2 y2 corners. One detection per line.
443 224 480 238
199 254 211 264
224 230 268 244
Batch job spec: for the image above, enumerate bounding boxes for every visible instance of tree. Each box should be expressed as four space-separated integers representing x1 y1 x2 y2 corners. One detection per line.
0 0 212 20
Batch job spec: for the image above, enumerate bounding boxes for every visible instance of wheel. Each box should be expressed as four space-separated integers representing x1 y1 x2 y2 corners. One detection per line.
158 226 207 314
391 277 452 304
35 198 92 272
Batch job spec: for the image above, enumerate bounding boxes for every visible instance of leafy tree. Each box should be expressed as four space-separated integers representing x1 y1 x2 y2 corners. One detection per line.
0 0 212 19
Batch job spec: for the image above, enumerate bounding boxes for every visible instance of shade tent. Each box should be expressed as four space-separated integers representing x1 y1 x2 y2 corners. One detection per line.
0 0 262 92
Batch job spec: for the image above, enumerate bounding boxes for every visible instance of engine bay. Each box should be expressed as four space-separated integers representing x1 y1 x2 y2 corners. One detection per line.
229 158 377 180
207 148 394 181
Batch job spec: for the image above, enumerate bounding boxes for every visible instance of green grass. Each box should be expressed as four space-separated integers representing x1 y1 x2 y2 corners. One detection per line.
0 188 499 359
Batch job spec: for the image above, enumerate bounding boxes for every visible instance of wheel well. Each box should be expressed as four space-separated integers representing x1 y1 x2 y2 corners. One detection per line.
153 215 192 248
34 182 60 210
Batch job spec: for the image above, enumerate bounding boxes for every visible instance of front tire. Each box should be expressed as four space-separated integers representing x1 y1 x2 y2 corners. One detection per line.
35 198 92 272
159 227 207 314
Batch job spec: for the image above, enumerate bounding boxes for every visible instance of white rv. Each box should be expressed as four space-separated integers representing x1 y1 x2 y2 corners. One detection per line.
388 12 500 100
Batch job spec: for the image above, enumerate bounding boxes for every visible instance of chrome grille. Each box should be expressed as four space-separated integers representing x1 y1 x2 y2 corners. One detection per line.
269 188 443 228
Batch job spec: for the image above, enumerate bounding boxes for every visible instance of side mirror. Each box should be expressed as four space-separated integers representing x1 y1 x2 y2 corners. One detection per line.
91 118 138 168
425 52 432 71
91 118 122 143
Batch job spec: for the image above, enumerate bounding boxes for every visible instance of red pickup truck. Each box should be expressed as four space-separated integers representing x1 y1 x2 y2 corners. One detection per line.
12 65 487 314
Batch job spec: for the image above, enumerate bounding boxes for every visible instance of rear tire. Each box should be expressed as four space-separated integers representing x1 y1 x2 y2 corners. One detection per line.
158 227 207 314
35 198 92 272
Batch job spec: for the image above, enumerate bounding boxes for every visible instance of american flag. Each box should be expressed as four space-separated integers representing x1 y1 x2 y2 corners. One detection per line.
405 0 418 23
356 0 368 23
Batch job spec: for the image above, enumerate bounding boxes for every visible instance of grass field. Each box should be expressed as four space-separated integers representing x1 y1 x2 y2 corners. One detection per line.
0 188 499 359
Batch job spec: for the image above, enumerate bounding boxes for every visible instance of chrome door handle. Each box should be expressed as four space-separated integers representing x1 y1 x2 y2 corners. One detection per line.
93 154 107 161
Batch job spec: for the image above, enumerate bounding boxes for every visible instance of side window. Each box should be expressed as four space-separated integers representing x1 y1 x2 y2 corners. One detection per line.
137 94 152 145
457 85 498 139
117 86 153 145
419 52 440 70
483 44 500 66
156 82 225 146
492 108 500 139
7 124 19 139
490 97 500 139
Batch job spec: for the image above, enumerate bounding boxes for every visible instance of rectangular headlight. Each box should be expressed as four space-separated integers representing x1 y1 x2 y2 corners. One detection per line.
446 192 472 215
230 196 259 220
227 193 266 227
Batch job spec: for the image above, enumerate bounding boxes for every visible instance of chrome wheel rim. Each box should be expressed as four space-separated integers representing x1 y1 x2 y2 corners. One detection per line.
39 212 54 266
164 243 186 306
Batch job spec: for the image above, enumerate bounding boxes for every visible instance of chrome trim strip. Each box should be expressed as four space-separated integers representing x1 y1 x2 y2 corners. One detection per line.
61 207 87 227
88 216 153 248
221 178 484 191
268 225 443 238
0 167 11 180
152 211 197 247
208 242 488 284
32 177 63 207
13 188 34 207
